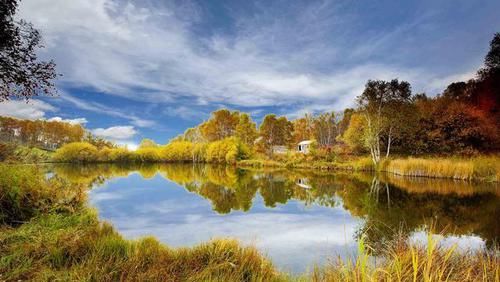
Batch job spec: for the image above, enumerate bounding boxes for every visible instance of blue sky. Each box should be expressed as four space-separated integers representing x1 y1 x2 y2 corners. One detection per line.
1 0 499 148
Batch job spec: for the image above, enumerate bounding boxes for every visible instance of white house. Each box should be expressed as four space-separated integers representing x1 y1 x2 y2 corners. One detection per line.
297 140 312 153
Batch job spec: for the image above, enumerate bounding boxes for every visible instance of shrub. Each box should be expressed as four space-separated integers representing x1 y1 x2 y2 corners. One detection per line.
206 138 249 164
161 141 194 162
108 148 133 162
53 142 99 163
135 148 161 162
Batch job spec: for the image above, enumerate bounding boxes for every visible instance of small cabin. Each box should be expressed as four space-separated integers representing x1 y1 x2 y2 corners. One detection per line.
272 145 288 154
297 140 312 154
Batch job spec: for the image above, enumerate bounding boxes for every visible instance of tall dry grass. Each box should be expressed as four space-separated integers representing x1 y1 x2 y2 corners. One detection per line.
312 233 499 282
383 156 499 181
0 210 282 281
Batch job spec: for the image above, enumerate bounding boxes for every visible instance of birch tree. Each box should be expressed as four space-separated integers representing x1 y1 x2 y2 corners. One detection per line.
357 79 412 165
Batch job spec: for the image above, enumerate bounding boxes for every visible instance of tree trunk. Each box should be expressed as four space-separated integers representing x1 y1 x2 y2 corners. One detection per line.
386 126 392 158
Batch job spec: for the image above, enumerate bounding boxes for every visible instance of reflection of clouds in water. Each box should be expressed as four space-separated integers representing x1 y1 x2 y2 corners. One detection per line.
409 231 486 252
89 174 362 272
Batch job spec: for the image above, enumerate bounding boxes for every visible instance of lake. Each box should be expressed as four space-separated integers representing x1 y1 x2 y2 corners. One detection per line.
51 163 499 273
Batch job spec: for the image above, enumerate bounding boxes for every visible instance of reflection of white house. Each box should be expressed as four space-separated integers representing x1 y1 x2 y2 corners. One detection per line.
297 140 312 154
296 178 312 189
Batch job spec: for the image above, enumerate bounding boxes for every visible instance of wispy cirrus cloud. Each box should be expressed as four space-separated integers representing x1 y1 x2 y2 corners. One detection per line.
15 0 438 110
59 92 155 128
91 126 137 140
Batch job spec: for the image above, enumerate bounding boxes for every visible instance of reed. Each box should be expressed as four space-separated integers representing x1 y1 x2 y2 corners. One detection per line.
0 210 283 281
312 232 499 282
383 156 499 181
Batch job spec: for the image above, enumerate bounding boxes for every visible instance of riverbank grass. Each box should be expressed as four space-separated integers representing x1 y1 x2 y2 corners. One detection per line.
0 210 281 281
383 156 499 181
312 233 498 281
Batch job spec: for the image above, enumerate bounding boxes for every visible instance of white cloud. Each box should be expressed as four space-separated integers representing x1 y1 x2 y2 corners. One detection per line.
426 70 477 94
91 126 137 140
115 141 139 151
47 116 88 125
60 92 155 127
0 99 56 119
15 0 424 110
17 0 481 116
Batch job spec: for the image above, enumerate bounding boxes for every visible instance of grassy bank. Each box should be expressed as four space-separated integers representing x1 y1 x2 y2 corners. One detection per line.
0 165 280 281
239 156 500 182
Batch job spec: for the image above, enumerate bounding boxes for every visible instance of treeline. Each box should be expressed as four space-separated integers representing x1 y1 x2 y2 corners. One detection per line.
0 116 85 150
52 138 250 164
343 34 499 163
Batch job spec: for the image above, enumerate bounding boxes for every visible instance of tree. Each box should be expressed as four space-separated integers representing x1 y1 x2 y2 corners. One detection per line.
357 79 413 164
139 138 158 149
313 112 338 148
292 114 314 144
200 109 239 141
258 114 293 156
235 113 257 145
341 113 366 153
484 32 500 71
0 0 58 101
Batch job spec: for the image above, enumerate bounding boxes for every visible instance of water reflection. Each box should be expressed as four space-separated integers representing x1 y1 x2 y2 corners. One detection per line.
52 163 499 272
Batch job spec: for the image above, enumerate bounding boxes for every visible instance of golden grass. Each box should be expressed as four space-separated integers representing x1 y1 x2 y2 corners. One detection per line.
312 233 499 282
0 210 282 282
383 156 500 181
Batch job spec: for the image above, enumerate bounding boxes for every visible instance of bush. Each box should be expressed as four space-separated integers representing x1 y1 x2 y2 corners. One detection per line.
206 138 249 164
161 141 194 162
53 142 99 163
135 148 161 162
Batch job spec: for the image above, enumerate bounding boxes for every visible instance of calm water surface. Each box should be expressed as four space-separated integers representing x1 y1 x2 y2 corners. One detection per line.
52 164 499 272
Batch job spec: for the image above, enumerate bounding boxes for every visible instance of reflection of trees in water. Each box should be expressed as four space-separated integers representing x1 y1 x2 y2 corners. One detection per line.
52 163 499 250
346 175 500 252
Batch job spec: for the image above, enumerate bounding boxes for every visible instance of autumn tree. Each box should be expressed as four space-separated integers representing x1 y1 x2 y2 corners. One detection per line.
292 114 314 144
341 113 366 153
235 113 257 145
200 109 240 141
139 138 158 149
258 114 293 156
313 112 338 148
0 0 58 101
357 79 413 164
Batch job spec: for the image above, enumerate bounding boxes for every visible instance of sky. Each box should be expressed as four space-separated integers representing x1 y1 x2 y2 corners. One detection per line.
1 0 499 147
